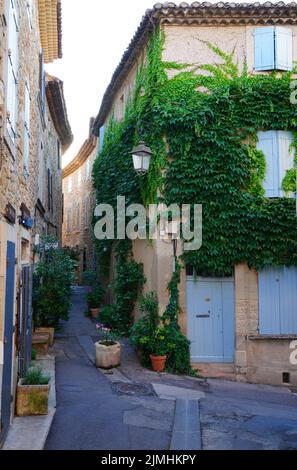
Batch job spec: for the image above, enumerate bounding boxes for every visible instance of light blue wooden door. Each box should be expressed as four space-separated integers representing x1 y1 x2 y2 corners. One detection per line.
259 266 297 334
187 277 235 363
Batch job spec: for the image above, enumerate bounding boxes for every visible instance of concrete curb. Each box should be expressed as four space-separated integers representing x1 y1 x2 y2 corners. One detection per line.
2 355 56 450
170 399 202 450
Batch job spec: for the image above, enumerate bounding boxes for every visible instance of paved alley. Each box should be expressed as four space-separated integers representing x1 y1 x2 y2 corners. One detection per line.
45 287 297 451
45 288 174 450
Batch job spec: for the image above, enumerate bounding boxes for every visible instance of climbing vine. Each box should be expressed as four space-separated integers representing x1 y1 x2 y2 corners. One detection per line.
93 28 297 338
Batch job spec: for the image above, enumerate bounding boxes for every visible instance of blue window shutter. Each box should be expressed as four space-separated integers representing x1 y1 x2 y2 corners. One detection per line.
280 267 297 334
99 126 105 151
257 131 279 197
254 27 275 71
259 268 282 334
275 27 293 71
277 131 294 197
259 267 297 335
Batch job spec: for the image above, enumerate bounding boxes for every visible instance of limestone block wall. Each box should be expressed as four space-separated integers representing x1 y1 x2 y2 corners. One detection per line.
62 148 97 282
163 24 297 75
0 0 64 431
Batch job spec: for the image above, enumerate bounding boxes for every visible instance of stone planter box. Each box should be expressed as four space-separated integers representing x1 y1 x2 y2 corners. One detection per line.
95 341 121 369
16 379 50 416
35 327 55 346
32 333 50 357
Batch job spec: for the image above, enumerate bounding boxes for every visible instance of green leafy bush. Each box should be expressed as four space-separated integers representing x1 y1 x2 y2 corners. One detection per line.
33 237 76 329
87 284 105 309
130 286 193 374
31 348 37 361
23 366 50 386
130 292 159 363
98 241 146 334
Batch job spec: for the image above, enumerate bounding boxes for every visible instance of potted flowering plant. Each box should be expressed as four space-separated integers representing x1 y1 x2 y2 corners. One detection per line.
94 323 121 369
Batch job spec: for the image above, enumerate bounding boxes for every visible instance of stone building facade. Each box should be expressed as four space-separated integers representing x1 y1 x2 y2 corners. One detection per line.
93 3 297 387
62 120 97 283
0 0 72 444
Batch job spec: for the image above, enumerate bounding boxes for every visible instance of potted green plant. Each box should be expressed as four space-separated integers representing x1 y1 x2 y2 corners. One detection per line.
94 323 121 369
33 237 76 334
16 366 51 416
87 284 105 319
142 326 168 372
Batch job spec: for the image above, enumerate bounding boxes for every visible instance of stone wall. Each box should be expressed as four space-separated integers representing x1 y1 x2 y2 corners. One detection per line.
0 0 65 434
62 146 97 283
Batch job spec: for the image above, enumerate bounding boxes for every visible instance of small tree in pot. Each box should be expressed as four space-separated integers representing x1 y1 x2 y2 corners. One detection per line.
87 284 105 319
140 326 168 373
94 323 121 369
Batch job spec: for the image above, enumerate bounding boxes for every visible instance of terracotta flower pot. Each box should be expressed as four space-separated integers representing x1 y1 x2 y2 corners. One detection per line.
95 341 121 369
90 308 100 319
16 380 50 416
150 354 167 372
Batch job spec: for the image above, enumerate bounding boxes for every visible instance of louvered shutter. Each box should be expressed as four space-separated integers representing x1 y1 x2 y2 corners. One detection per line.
7 0 19 141
254 27 275 71
40 50 45 115
278 131 294 197
23 83 30 173
275 27 293 71
99 126 105 151
257 131 280 197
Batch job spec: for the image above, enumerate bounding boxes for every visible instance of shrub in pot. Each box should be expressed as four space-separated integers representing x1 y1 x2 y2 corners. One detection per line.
87 284 105 319
16 366 51 416
141 326 168 373
95 323 121 369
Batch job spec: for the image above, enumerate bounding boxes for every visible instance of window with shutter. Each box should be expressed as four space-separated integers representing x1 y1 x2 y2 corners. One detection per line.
23 82 30 176
39 50 46 119
259 267 297 335
257 130 295 197
57 140 61 170
77 205 80 231
254 27 275 71
84 197 89 228
6 0 19 144
99 126 105 151
254 27 293 71
275 27 293 71
67 208 71 233
68 177 72 193
26 0 33 28
47 169 51 211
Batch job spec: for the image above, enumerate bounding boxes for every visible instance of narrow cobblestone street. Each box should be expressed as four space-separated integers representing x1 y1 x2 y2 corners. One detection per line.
44 288 297 450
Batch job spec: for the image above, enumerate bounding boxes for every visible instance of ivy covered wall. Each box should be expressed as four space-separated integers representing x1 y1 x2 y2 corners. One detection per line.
93 28 297 280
